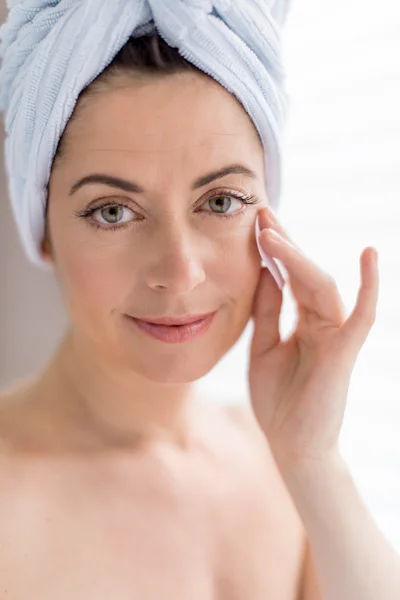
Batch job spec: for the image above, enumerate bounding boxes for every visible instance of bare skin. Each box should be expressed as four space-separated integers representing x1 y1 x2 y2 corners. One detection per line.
0 71 309 598
0 373 306 600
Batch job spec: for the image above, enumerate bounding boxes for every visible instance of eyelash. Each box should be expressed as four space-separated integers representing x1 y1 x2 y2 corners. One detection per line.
74 190 262 232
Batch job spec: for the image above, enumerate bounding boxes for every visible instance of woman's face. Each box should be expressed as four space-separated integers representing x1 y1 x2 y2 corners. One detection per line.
44 72 269 383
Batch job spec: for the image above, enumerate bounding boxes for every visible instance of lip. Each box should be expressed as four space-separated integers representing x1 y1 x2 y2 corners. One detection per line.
132 312 216 326
127 311 217 343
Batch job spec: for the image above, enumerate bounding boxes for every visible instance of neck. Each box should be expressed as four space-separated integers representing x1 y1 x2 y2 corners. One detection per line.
33 328 207 451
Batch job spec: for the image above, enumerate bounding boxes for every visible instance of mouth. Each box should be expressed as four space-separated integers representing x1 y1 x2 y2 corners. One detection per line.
127 311 218 343
131 312 217 326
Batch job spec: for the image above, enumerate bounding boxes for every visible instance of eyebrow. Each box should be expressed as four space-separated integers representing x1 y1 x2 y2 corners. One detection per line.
68 164 257 196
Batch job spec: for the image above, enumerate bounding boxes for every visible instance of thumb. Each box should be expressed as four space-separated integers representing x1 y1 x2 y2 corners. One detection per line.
250 267 284 357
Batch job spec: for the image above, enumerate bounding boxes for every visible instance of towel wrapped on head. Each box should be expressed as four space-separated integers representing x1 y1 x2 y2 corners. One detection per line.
0 0 293 270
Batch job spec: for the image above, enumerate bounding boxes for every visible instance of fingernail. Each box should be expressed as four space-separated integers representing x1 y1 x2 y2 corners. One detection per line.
268 230 281 242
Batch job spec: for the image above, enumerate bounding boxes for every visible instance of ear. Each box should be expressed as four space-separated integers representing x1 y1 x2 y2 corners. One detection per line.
40 233 54 265
40 204 54 264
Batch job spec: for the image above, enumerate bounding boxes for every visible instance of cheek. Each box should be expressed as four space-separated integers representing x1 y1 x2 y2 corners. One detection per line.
215 228 262 302
50 214 129 313
56 250 129 320
52 215 262 317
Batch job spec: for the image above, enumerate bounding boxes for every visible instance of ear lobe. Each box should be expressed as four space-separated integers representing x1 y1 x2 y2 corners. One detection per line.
40 236 54 265
40 209 54 264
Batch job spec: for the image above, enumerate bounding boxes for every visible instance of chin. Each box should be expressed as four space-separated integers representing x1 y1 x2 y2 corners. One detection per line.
130 354 218 385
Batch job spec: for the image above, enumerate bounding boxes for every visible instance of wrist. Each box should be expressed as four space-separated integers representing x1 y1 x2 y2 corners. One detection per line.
274 447 346 485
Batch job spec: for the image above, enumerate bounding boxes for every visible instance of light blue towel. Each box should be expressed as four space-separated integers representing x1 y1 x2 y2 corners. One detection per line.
0 0 292 270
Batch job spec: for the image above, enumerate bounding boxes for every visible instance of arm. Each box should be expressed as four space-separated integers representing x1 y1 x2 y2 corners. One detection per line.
282 453 400 600
298 537 323 600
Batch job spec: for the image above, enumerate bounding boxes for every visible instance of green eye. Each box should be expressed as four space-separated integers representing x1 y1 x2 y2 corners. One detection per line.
208 195 233 213
75 191 261 231
99 205 127 224
202 191 261 218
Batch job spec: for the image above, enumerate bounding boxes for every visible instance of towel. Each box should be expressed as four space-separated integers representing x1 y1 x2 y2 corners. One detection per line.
0 0 293 270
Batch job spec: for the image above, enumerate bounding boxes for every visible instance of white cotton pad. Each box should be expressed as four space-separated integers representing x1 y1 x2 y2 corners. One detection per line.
255 215 286 290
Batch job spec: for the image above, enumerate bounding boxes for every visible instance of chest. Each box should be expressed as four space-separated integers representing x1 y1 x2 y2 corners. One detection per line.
0 449 304 599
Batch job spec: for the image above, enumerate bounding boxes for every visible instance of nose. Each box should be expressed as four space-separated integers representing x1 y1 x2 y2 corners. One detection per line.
145 226 207 294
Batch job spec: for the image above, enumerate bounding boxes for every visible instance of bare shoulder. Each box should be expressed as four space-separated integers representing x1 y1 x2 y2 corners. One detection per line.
223 402 308 593
222 402 285 478
0 377 37 453
224 403 269 451
0 388 19 454
0 376 35 407
223 402 307 524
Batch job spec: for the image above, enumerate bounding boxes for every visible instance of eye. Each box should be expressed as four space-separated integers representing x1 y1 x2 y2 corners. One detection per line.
94 204 134 225
201 191 261 219
74 201 136 231
74 191 261 231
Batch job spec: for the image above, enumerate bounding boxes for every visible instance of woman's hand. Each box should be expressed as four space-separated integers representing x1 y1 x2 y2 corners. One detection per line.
248 205 379 472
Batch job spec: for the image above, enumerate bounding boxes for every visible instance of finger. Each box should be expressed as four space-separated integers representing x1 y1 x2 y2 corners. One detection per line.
258 206 298 249
339 247 379 353
255 214 286 289
250 266 284 357
259 227 346 324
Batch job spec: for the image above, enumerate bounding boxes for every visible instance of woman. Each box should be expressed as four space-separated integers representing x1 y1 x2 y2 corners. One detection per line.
0 5 398 600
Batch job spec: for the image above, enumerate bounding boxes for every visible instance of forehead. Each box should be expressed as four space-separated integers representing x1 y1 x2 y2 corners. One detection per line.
64 74 263 163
